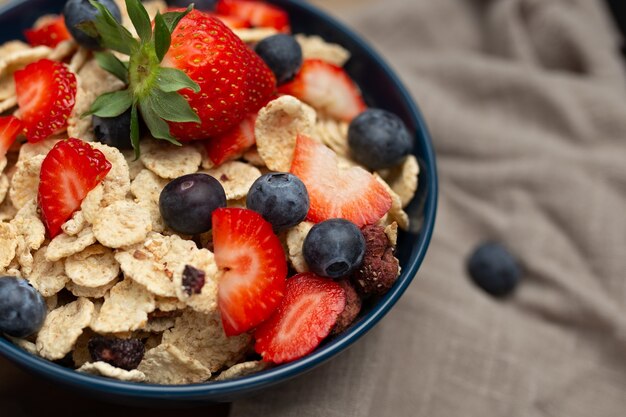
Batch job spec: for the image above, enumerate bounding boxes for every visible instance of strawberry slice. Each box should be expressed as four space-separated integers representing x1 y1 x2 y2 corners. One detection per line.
24 16 71 48
212 208 288 336
211 13 251 28
279 59 366 122
205 113 257 166
14 59 77 143
38 139 112 238
290 135 392 227
216 0 290 32
254 273 346 364
167 8 251 28
0 116 24 159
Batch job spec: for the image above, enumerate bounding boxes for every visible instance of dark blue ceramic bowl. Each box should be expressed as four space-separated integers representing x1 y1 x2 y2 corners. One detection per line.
0 0 438 405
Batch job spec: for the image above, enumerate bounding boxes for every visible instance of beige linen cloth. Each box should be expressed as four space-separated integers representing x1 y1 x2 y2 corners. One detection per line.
232 0 626 416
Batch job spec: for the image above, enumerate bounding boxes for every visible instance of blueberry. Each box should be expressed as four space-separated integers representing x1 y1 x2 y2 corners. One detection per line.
63 0 122 49
0 277 47 338
467 242 522 297
348 109 413 170
246 173 309 231
159 173 227 235
303 219 366 278
167 0 217 10
255 34 303 85
92 108 133 150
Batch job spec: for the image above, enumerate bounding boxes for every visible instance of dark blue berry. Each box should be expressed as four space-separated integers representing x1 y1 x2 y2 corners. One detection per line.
255 34 303 85
167 0 217 10
93 108 133 150
159 173 227 235
246 172 309 231
0 277 47 338
303 219 366 278
467 242 522 297
348 109 412 170
63 0 122 49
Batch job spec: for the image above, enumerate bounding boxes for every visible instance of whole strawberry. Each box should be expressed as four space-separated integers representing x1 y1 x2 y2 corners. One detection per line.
83 0 276 156
164 10 276 141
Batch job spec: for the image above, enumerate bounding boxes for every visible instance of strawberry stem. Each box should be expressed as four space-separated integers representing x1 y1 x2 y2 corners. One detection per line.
129 43 159 100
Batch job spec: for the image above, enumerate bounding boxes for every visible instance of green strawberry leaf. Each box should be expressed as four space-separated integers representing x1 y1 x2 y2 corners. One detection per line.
153 12 171 63
83 89 133 118
162 5 193 33
125 0 152 43
147 89 201 123
89 0 198 156
130 103 141 159
89 0 138 54
95 51 129 84
156 68 200 93
139 98 182 146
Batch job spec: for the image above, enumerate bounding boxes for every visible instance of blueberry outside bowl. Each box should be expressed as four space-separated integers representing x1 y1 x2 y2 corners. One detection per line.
0 0 438 406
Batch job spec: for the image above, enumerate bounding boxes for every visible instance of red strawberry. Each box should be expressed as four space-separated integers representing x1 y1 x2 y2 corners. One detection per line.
163 10 276 141
14 59 77 143
0 116 23 159
254 273 346 364
204 113 256 166
24 16 71 48
212 208 287 336
38 139 111 238
279 59 366 122
290 135 392 227
216 0 290 32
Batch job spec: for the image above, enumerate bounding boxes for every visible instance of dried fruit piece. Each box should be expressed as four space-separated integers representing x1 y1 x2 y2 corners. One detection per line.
351 225 399 296
88 336 145 370
182 265 205 296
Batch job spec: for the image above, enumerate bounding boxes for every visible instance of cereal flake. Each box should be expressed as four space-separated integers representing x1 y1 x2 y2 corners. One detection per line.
0 174 8 204
233 27 278 43
0 222 17 269
138 343 212 385
25 246 69 297
78 361 146 382
162 310 251 372
93 200 152 248
295 34 351 67
66 278 118 299
65 244 120 287
46 227 97 262
36 297 95 360
115 233 201 298
215 361 270 381
255 96 317 172
286 221 313 273
140 141 202 179
203 161 261 201
378 155 419 208
91 279 156 333
173 248 220 314
9 155 44 210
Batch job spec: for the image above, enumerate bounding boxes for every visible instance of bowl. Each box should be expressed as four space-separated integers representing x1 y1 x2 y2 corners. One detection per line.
0 0 438 405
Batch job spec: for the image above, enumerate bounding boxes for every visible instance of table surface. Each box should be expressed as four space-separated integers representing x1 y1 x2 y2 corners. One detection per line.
0 0 369 415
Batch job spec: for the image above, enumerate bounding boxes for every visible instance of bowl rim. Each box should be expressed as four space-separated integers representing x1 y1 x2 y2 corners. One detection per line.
0 0 438 399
